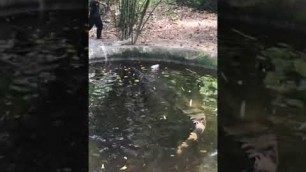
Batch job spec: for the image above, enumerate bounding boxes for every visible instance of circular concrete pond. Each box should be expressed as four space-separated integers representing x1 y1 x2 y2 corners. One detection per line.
89 43 217 172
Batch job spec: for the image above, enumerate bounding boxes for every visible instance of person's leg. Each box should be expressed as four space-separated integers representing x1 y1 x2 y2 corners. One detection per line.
95 17 103 39
88 17 94 30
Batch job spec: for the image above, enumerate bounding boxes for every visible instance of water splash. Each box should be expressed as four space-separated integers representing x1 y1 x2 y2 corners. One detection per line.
100 42 108 63
89 39 108 66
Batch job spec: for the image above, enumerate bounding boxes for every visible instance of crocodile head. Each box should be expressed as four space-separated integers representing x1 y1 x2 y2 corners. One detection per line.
193 117 206 135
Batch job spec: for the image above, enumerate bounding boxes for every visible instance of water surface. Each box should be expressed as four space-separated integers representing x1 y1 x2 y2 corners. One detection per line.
89 61 217 172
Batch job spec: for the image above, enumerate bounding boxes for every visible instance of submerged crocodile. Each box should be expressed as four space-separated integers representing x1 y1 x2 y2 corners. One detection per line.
177 114 206 155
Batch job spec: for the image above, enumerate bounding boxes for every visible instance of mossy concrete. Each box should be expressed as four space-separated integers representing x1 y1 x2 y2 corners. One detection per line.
89 39 217 70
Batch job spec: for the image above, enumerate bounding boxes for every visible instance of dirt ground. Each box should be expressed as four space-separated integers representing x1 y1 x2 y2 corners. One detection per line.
89 4 217 56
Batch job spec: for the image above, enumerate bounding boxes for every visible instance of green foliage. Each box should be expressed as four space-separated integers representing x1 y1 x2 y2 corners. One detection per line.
262 45 306 106
262 46 306 88
176 0 217 11
197 75 217 107
192 0 206 7
151 0 176 5
198 54 217 68
117 0 162 43
151 0 217 11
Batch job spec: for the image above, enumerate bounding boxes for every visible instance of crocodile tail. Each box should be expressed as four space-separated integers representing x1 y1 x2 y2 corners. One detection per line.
176 117 206 155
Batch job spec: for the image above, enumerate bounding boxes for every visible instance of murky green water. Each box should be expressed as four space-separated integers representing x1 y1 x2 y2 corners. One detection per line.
219 20 306 171
89 61 217 172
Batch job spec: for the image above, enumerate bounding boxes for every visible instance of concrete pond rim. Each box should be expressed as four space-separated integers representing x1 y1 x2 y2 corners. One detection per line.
89 40 217 73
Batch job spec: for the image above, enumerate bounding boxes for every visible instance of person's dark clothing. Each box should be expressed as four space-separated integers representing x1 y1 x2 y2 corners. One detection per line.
89 0 100 18
89 0 103 39
89 17 103 39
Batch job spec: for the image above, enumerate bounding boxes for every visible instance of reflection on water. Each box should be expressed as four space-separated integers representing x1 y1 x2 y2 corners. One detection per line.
219 21 306 171
89 61 217 172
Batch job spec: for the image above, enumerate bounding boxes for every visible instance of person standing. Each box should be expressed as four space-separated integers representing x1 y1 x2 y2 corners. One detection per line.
89 0 103 39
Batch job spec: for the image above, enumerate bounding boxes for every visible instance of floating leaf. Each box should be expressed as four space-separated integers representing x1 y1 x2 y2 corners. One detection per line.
200 150 207 153
160 115 167 120
120 165 127 170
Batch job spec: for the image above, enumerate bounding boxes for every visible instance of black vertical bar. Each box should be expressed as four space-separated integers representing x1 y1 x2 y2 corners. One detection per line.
0 0 89 171
218 0 306 171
